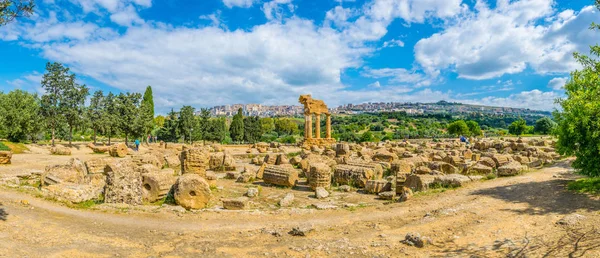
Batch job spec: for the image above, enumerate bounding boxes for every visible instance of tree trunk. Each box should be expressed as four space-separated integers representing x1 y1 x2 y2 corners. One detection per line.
51 127 55 147
69 125 73 146
93 129 97 145
125 134 128 147
108 134 111 145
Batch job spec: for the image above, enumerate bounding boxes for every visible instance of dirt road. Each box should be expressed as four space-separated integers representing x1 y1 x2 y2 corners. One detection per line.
1 160 599 257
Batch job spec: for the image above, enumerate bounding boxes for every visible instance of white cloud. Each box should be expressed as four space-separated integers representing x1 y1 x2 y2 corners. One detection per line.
548 77 569 90
367 81 381 88
464 89 560 111
68 0 151 13
415 1 600 80
382 38 404 48
263 0 295 21
222 0 254 8
110 5 144 26
362 67 431 87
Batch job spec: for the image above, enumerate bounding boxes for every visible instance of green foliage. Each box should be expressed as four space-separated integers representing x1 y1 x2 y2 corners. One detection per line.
115 92 142 144
0 142 10 151
0 0 34 26
204 117 228 143
140 86 155 139
260 117 275 134
103 92 118 144
274 118 298 135
508 118 527 136
178 105 196 143
87 90 105 143
465 120 482 136
554 12 600 176
278 135 297 144
154 115 165 128
534 117 557 135
157 109 179 142
41 62 89 145
0 90 43 142
360 131 375 142
229 108 245 142
243 116 261 143
567 178 600 195
447 120 470 136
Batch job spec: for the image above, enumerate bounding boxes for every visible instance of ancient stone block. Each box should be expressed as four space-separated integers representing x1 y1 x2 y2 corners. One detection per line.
498 161 528 176
365 179 391 194
308 162 332 190
333 165 374 188
404 174 436 192
42 158 88 185
0 151 11 164
223 197 249 210
345 161 384 180
263 165 299 187
180 148 210 177
109 143 128 158
142 172 176 203
174 174 212 210
50 146 71 155
104 160 142 205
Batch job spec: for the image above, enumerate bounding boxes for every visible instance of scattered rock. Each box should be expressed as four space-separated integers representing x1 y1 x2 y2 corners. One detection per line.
401 232 431 248
246 188 259 198
312 203 338 210
289 225 314 236
279 193 294 207
222 197 249 210
378 191 395 200
557 214 586 226
338 185 351 192
315 187 329 199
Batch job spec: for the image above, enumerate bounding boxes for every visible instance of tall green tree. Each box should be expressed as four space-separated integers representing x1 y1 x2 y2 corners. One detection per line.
103 92 118 145
508 118 527 136
275 118 298 135
197 108 211 143
554 0 600 177
243 116 261 143
260 117 275 134
140 86 154 143
0 0 34 26
229 108 244 143
40 62 72 146
447 120 470 136
534 117 557 135
157 109 179 142
0 90 42 142
61 80 89 145
116 92 142 144
87 91 105 144
178 106 196 144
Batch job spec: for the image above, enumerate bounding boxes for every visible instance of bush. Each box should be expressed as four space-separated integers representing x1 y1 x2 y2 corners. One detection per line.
278 135 296 144
567 178 600 195
0 142 11 151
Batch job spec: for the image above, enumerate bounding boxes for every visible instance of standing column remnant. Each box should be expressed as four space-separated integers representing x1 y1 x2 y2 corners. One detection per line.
315 114 321 139
326 114 331 139
304 114 309 138
307 114 313 139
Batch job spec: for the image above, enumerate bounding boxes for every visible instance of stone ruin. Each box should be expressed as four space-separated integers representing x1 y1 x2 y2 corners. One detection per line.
299 94 336 146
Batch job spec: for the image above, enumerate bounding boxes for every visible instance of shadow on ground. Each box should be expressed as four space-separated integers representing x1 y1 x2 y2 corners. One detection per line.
0 204 7 221
471 167 599 215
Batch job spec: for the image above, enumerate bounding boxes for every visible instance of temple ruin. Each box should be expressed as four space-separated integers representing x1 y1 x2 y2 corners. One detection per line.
299 95 336 146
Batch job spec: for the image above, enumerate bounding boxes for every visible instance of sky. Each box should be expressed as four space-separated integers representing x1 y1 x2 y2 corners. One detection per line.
0 0 598 113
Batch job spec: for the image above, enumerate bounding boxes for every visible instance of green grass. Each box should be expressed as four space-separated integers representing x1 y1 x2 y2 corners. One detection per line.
0 142 10 151
286 151 301 158
567 178 600 195
0 141 29 154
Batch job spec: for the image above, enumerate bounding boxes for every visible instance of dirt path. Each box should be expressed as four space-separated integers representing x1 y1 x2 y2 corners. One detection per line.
1 160 599 257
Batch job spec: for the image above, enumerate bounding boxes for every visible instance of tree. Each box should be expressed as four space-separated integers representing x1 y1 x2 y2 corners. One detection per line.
140 86 154 143
87 90 105 144
40 62 72 146
508 118 527 136
229 108 244 143
0 0 34 26
116 92 142 144
243 116 261 143
534 117 557 135
61 80 89 145
275 118 298 135
0 90 42 142
466 120 483 136
157 109 179 142
260 117 275 134
154 115 165 128
178 106 196 144
197 108 211 143
103 92 118 145
447 120 470 136
554 1 600 176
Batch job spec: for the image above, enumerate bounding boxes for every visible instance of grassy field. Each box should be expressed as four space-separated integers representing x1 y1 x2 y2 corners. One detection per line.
0 142 29 153
568 177 600 195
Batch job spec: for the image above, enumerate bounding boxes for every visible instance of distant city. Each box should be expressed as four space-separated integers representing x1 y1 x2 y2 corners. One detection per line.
201 101 552 118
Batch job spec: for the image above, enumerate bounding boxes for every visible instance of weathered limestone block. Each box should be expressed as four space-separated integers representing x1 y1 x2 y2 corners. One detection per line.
109 143 128 158
478 157 497 168
142 172 176 202
336 143 350 157
498 161 528 176
276 154 289 165
443 156 463 166
365 179 391 194
0 151 12 164
180 148 210 177
50 146 71 155
132 154 162 168
391 160 414 174
136 163 160 174
468 164 493 175
372 149 398 162
91 145 110 154
289 155 302 166
432 174 472 188
264 154 278 165
308 162 332 190
85 157 111 174
42 158 88 185
404 174 436 192
222 197 249 210
174 174 211 210
164 153 181 170
428 161 458 174
263 165 299 187
463 150 473 160
209 152 224 170
471 153 481 162
43 183 103 204
415 166 432 175
492 154 513 168
104 160 142 205
345 161 384 180
333 165 373 188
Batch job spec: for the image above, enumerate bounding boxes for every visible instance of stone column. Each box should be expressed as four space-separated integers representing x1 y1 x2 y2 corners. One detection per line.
307 114 313 139
304 114 309 139
326 114 331 139
315 114 321 139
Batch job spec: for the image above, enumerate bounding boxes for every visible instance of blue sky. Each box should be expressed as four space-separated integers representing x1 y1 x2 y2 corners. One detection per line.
0 0 598 113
